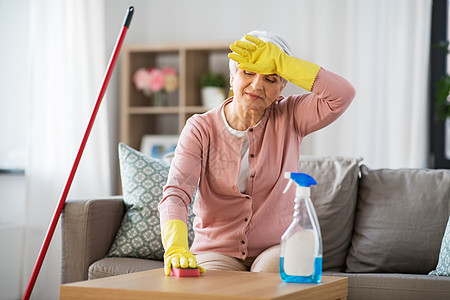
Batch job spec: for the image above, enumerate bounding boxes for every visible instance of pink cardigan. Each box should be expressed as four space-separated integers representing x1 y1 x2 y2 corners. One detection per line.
159 68 355 259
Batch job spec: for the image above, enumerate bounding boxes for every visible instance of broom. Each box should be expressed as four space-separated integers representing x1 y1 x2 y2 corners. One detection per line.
22 6 134 300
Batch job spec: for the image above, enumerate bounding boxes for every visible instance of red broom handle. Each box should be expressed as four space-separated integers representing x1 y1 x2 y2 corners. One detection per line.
22 7 134 300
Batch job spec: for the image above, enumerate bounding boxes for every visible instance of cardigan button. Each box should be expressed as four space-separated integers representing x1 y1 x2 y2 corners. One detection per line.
250 154 254 158
249 128 253 132
244 217 248 222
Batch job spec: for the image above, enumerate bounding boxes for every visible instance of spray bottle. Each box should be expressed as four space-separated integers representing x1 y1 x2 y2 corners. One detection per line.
280 172 322 283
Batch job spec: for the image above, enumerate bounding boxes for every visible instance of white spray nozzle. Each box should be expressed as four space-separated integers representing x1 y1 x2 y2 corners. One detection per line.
283 172 317 197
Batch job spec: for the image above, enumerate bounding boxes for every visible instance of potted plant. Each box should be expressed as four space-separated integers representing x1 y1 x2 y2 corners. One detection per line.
436 74 450 121
200 72 228 108
433 40 450 121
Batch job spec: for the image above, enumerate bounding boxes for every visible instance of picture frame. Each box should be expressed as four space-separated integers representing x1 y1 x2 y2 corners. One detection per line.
140 135 178 160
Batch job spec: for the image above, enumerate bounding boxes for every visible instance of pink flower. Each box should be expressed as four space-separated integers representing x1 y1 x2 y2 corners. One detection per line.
133 68 150 91
162 67 177 76
148 68 165 92
133 67 179 94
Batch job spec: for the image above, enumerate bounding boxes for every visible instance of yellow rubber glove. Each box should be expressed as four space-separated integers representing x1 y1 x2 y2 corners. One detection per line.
161 219 205 276
228 35 321 91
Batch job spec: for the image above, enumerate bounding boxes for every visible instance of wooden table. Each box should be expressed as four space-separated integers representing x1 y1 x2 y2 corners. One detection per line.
60 268 347 300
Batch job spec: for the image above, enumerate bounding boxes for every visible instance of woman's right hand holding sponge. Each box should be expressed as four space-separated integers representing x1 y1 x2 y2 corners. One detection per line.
161 219 205 276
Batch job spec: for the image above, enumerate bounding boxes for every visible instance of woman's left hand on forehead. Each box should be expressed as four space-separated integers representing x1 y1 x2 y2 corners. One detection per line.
228 35 282 76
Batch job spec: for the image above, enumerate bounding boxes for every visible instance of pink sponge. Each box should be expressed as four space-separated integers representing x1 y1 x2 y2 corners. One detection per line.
170 267 200 277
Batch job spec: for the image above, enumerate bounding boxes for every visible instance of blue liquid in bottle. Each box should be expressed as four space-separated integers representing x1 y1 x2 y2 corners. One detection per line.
279 256 322 283
280 173 322 284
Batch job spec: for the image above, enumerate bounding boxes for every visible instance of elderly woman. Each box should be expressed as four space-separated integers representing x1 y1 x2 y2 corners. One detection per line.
158 30 355 275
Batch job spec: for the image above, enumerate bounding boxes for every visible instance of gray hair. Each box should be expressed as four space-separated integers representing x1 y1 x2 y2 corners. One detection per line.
229 30 292 84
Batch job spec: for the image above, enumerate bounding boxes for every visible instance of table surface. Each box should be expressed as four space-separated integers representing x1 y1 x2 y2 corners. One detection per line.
60 268 348 300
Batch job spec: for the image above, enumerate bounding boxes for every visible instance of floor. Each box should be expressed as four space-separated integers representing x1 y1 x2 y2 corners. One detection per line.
0 174 26 300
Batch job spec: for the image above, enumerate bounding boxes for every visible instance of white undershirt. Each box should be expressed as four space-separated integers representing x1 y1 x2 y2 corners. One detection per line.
221 107 249 193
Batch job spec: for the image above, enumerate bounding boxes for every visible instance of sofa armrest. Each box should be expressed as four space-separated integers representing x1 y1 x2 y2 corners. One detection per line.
61 196 124 284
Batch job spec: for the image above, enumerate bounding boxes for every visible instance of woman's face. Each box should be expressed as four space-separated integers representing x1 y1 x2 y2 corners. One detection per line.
230 68 286 113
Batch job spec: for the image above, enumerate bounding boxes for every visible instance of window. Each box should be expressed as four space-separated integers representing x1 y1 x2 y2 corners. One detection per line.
0 0 30 172
429 0 450 168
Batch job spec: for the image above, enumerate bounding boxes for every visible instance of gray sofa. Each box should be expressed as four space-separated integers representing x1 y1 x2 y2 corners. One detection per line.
61 156 450 299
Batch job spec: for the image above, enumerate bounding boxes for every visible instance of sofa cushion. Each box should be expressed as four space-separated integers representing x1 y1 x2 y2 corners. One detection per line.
106 143 195 260
298 155 362 271
89 257 164 280
346 165 450 274
429 215 450 276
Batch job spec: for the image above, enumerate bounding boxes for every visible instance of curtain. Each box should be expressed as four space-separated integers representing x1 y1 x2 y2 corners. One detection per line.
296 0 432 168
23 0 110 299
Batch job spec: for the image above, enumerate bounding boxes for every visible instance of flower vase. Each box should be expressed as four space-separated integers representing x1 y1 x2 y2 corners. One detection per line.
143 89 152 97
153 92 167 106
